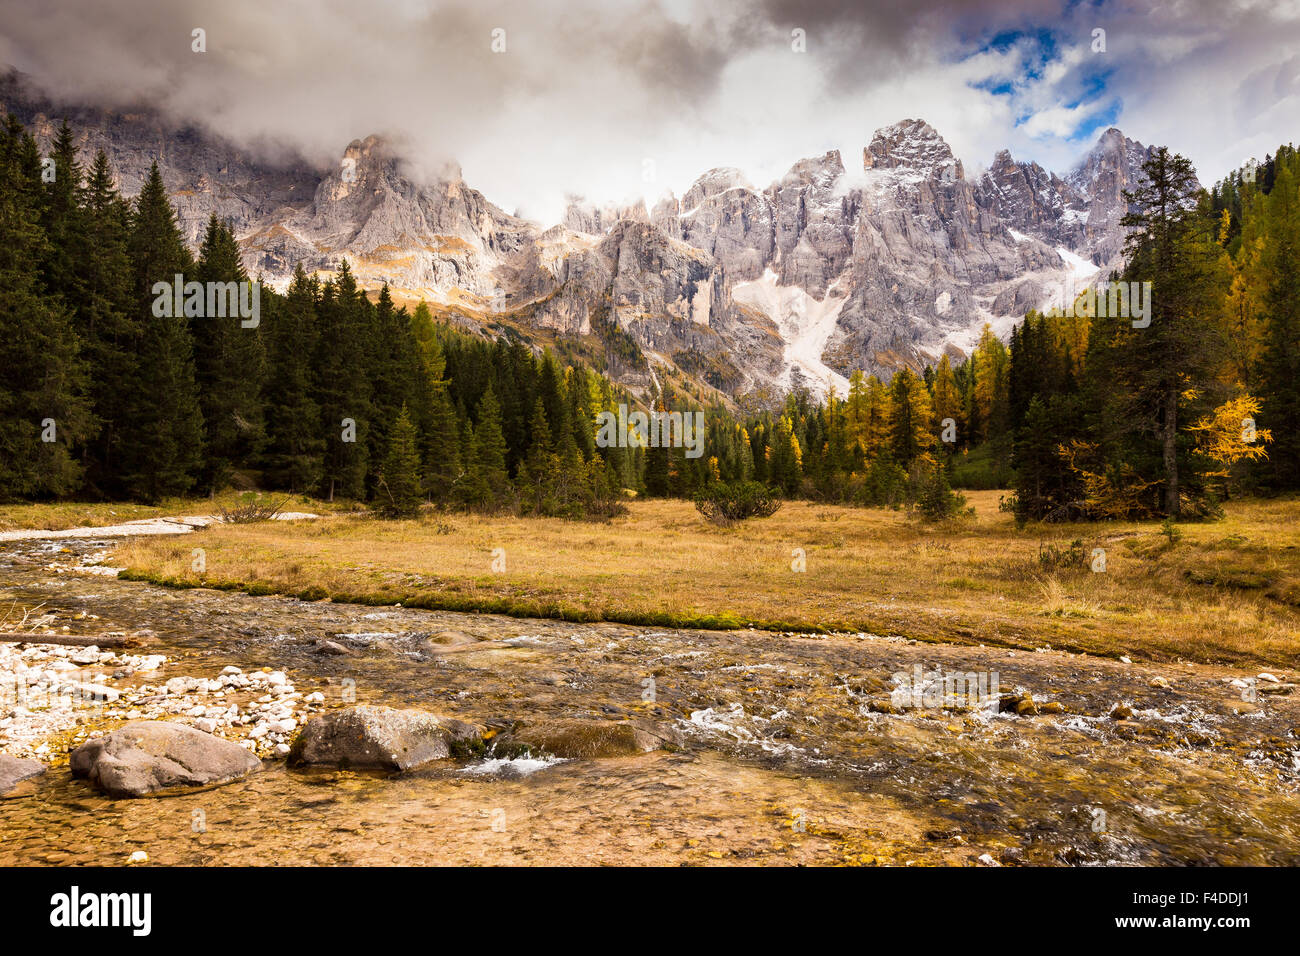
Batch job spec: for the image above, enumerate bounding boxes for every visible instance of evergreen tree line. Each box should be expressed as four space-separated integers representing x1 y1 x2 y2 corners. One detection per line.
0 115 638 515
2 114 1296 524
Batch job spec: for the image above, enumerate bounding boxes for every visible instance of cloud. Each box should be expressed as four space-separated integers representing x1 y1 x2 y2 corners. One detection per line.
0 0 1295 223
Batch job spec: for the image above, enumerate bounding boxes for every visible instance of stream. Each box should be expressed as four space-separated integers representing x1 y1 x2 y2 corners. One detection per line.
2 531 1299 866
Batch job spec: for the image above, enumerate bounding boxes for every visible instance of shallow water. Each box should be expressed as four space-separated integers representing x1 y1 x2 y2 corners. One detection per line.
2 535 1299 866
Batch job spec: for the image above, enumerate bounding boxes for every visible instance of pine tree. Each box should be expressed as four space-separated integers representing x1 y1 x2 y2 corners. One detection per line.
192 214 265 493
767 416 803 494
37 121 85 302
76 150 138 494
0 117 90 499
1100 146 1221 516
313 263 370 500
889 367 935 467
1257 160 1300 488
375 406 423 518
972 324 1011 451
520 397 556 513
119 162 203 500
262 264 324 491
931 354 963 451
468 384 509 508
364 284 422 495
643 402 670 496
406 302 460 501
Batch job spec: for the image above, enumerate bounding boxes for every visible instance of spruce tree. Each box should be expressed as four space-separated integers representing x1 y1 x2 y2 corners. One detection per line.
469 384 510 508
364 284 421 494
0 118 90 499
1101 147 1220 516
375 405 423 518
767 416 803 494
121 162 203 500
77 150 138 494
889 368 936 467
261 264 324 491
37 120 85 302
931 354 963 452
312 263 370 500
192 214 266 493
520 396 556 513
1257 161 1300 488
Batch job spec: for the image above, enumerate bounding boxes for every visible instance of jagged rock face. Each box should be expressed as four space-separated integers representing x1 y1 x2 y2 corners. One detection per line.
650 195 683 239
769 150 856 297
517 219 785 396
243 135 535 296
677 168 775 283
815 124 1059 376
1067 127 1158 265
604 221 716 327
0 72 317 247
976 149 1088 250
562 196 649 235
864 119 963 180
5 69 1180 402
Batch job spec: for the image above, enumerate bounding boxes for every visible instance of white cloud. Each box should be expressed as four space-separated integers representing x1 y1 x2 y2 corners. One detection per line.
0 0 1295 218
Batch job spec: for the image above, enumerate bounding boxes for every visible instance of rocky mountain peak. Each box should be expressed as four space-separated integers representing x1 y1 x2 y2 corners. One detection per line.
1066 127 1151 193
562 195 650 235
863 119 959 177
780 150 845 188
681 167 755 211
2 67 1178 403
1064 127 1174 266
1094 127 1130 152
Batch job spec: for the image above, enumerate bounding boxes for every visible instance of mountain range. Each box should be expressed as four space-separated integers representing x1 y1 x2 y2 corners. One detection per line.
1 70 1171 405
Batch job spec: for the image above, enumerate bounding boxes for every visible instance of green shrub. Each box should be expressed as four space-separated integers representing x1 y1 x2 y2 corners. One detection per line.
694 480 782 525
1038 538 1088 571
906 457 969 522
855 458 908 507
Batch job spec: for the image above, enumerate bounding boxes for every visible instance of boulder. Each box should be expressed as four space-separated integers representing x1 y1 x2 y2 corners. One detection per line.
312 639 354 656
506 718 682 759
0 755 46 796
290 706 482 771
70 721 262 798
1014 697 1039 717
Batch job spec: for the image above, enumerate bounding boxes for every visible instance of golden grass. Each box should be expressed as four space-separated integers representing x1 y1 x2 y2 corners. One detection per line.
103 491 1300 667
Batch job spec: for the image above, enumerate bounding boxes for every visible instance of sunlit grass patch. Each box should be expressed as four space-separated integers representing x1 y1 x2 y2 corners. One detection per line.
106 490 1300 667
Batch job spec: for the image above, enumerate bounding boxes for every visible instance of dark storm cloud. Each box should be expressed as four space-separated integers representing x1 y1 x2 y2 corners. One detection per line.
0 0 1295 220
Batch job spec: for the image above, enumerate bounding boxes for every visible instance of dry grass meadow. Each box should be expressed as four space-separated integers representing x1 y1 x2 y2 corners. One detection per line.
105 490 1300 668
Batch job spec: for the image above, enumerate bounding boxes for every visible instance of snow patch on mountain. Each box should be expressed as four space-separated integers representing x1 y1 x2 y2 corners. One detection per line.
1057 246 1100 281
732 269 850 400
934 302 1017 356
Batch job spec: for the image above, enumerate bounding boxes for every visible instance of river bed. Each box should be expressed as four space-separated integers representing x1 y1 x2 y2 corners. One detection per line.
2 532 1298 866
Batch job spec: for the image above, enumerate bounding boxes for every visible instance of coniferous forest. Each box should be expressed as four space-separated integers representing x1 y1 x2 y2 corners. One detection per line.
2 114 1297 524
